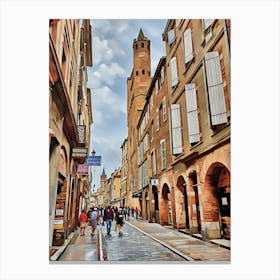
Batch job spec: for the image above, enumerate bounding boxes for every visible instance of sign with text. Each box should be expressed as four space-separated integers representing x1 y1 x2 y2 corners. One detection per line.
77 164 89 175
77 125 86 144
72 148 88 158
86 156 102 166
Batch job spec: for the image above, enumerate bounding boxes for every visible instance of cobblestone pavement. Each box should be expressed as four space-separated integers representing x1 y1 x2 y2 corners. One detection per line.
101 220 185 262
58 226 98 262
127 218 230 262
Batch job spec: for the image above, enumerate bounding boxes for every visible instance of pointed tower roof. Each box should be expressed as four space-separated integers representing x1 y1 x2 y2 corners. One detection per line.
137 28 147 40
101 168 106 177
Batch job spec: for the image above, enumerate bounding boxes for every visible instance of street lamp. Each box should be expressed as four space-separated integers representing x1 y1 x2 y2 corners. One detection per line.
91 149 96 156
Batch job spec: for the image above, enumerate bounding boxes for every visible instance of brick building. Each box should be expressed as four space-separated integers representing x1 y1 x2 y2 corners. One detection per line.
49 19 93 253
126 20 231 240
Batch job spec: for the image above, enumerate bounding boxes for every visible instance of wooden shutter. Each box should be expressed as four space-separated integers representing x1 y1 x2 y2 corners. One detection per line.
152 149 157 175
162 97 167 122
171 104 183 154
204 52 227 125
167 29 175 45
184 28 193 64
161 67 164 85
185 84 200 143
203 19 214 30
170 57 178 88
160 140 166 169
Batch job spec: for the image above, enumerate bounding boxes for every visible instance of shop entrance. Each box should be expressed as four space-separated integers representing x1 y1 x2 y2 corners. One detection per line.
177 176 189 229
161 183 172 225
204 162 231 239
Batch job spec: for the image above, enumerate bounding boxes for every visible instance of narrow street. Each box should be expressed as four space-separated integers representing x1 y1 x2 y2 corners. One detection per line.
57 217 230 262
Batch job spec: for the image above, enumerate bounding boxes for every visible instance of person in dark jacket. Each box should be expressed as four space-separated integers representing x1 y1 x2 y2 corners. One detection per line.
103 205 114 236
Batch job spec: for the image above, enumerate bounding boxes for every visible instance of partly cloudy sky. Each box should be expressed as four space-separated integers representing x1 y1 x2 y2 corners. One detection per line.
88 19 167 190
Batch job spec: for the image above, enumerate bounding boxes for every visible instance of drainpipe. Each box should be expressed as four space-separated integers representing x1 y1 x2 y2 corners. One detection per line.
223 19 230 68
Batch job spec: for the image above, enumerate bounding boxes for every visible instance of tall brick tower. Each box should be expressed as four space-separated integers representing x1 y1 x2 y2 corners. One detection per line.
126 29 151 207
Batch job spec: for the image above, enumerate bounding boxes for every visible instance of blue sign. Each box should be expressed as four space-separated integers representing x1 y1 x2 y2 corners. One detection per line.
86 156 102 166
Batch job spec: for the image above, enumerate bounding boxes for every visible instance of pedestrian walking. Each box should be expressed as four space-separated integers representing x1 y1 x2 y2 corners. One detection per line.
78 210 88 236
135 207 139 220
90 207 99 237
127 206 130 221
123 207 127 221
103 205 114 236
116 208 124 236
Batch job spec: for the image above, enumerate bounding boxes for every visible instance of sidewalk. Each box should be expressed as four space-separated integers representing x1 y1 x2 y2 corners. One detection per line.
126 217 230 262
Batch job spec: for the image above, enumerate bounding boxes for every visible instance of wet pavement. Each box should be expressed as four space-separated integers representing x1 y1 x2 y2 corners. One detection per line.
58 226 98 262
101 220 185 262
56 218 230 263
127 218 230 262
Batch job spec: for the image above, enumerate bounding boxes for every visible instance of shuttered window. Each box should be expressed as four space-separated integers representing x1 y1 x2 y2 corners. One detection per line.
162 97 167 122
171 104 183 154
167 29 175 45
202 19 214 30
170 57 178 88
185 84 200 143
160 139 166 170
160 67 164 85
151 149 157 175
183 28 193 64
204 52 227 126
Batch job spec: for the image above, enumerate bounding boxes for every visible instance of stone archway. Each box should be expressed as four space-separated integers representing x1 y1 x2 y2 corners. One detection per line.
204 162 231 239
161 183 172 225
175 176 189 229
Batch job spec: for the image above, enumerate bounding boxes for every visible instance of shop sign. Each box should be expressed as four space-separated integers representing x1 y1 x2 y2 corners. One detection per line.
86 156 102 166
53 219 64 230
77 164 89 175
55 209 64 215
150 179 159 186
72 148 88 158
77 125 86 144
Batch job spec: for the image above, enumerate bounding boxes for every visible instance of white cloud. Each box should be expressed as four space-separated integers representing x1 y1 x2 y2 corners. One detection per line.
92 36 113 65
90 62 126 87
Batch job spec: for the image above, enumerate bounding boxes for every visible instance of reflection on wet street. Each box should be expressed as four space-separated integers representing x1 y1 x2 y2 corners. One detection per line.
103 221 184 261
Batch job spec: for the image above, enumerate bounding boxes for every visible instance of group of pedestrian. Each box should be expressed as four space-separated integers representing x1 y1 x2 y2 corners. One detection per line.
79 205 141 238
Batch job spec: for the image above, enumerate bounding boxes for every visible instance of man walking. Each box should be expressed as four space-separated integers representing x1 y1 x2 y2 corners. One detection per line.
103 205 114 236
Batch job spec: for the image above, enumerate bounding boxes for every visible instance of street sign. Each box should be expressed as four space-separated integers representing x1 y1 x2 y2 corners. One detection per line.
150 179 159 186
86 156 102 166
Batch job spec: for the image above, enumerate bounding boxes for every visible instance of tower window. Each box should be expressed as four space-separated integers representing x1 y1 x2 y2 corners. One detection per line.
142 69 145 75
135 44 138 49
142 42 144 48
136 70 138 76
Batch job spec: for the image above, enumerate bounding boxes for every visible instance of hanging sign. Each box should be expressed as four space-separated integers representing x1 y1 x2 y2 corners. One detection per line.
86 156 102 166
72 148 88 158
77 164 89 175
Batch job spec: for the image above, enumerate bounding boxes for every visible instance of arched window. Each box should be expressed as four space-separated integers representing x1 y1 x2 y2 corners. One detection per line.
142 69 145 75
142 42 144 48
136 70 138 76
135 44 138 49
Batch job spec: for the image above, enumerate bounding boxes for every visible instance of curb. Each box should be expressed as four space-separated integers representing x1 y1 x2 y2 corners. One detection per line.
50 230 79 261
126 221 194 261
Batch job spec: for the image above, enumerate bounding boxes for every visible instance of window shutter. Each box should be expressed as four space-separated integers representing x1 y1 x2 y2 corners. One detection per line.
184 28 193 64
185 84 200 143
160 140 166 169
204 52 227 125
167 29 175 45
152 150 157 175
171 104 183 154
170 57 178 88
160 67 164 85
162 97 167 122
156 109 159 131
203 19 214 30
